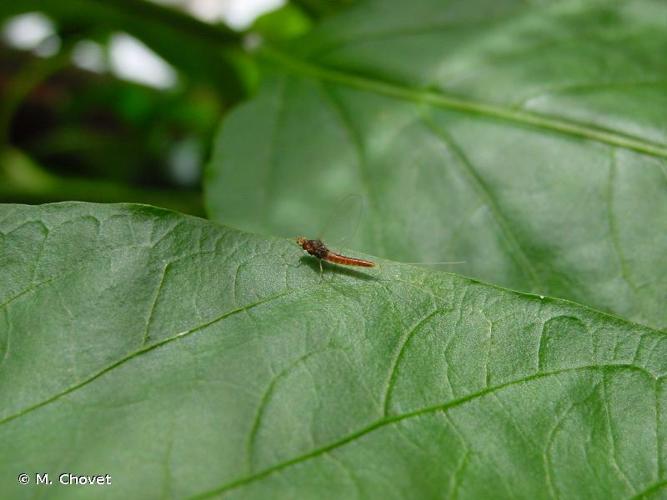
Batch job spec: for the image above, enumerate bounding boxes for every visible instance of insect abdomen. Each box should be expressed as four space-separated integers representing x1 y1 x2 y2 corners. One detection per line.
325 253 375 267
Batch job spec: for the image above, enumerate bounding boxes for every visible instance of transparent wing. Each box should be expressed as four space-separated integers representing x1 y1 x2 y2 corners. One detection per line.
318 193 365 246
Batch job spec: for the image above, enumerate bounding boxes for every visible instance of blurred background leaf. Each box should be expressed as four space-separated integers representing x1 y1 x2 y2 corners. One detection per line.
0 0 362 214
205 0 667 330
2 3 666 497
4 0 664 331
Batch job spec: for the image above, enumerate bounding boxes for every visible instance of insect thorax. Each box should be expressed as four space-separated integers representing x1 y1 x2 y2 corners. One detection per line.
308 239 328 259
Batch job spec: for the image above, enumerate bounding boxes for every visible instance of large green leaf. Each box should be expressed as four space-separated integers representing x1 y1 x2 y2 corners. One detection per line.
205 0 667 331
1 203 666 498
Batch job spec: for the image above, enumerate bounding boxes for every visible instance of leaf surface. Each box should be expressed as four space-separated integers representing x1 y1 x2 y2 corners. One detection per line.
1 203 665 499
206 0 667 330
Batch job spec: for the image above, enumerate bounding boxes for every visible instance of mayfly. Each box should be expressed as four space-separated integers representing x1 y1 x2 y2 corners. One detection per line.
295 194 374 274
295 194 464 274
296 236 375 273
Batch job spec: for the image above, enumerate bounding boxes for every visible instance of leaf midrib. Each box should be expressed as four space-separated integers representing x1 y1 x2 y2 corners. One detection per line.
191 363 657 499
2 245 664 428
260 46 667 160
0 287 297 427
2 240 665 496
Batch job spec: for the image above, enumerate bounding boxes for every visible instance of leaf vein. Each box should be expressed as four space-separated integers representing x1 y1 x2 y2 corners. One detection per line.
0 288 297 427
422 116 542 291
631 479 667 499
192 364 652 498
142 262 169 346
246 349 328 471
601 372 637 493
607 149 639 295
382 308 440 416
260 47 667 159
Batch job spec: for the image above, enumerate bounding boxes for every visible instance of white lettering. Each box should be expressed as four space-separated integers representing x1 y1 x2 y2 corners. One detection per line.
59 473 112 486
36 473 50 485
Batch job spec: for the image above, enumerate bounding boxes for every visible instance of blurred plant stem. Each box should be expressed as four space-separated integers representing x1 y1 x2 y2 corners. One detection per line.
290 0 357 18
0 0 256 99
0 41 75 144
88 0 240 45
0 148 204 215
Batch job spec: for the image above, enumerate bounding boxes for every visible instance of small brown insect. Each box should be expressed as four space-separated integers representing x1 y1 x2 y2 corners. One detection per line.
296 236 375 273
